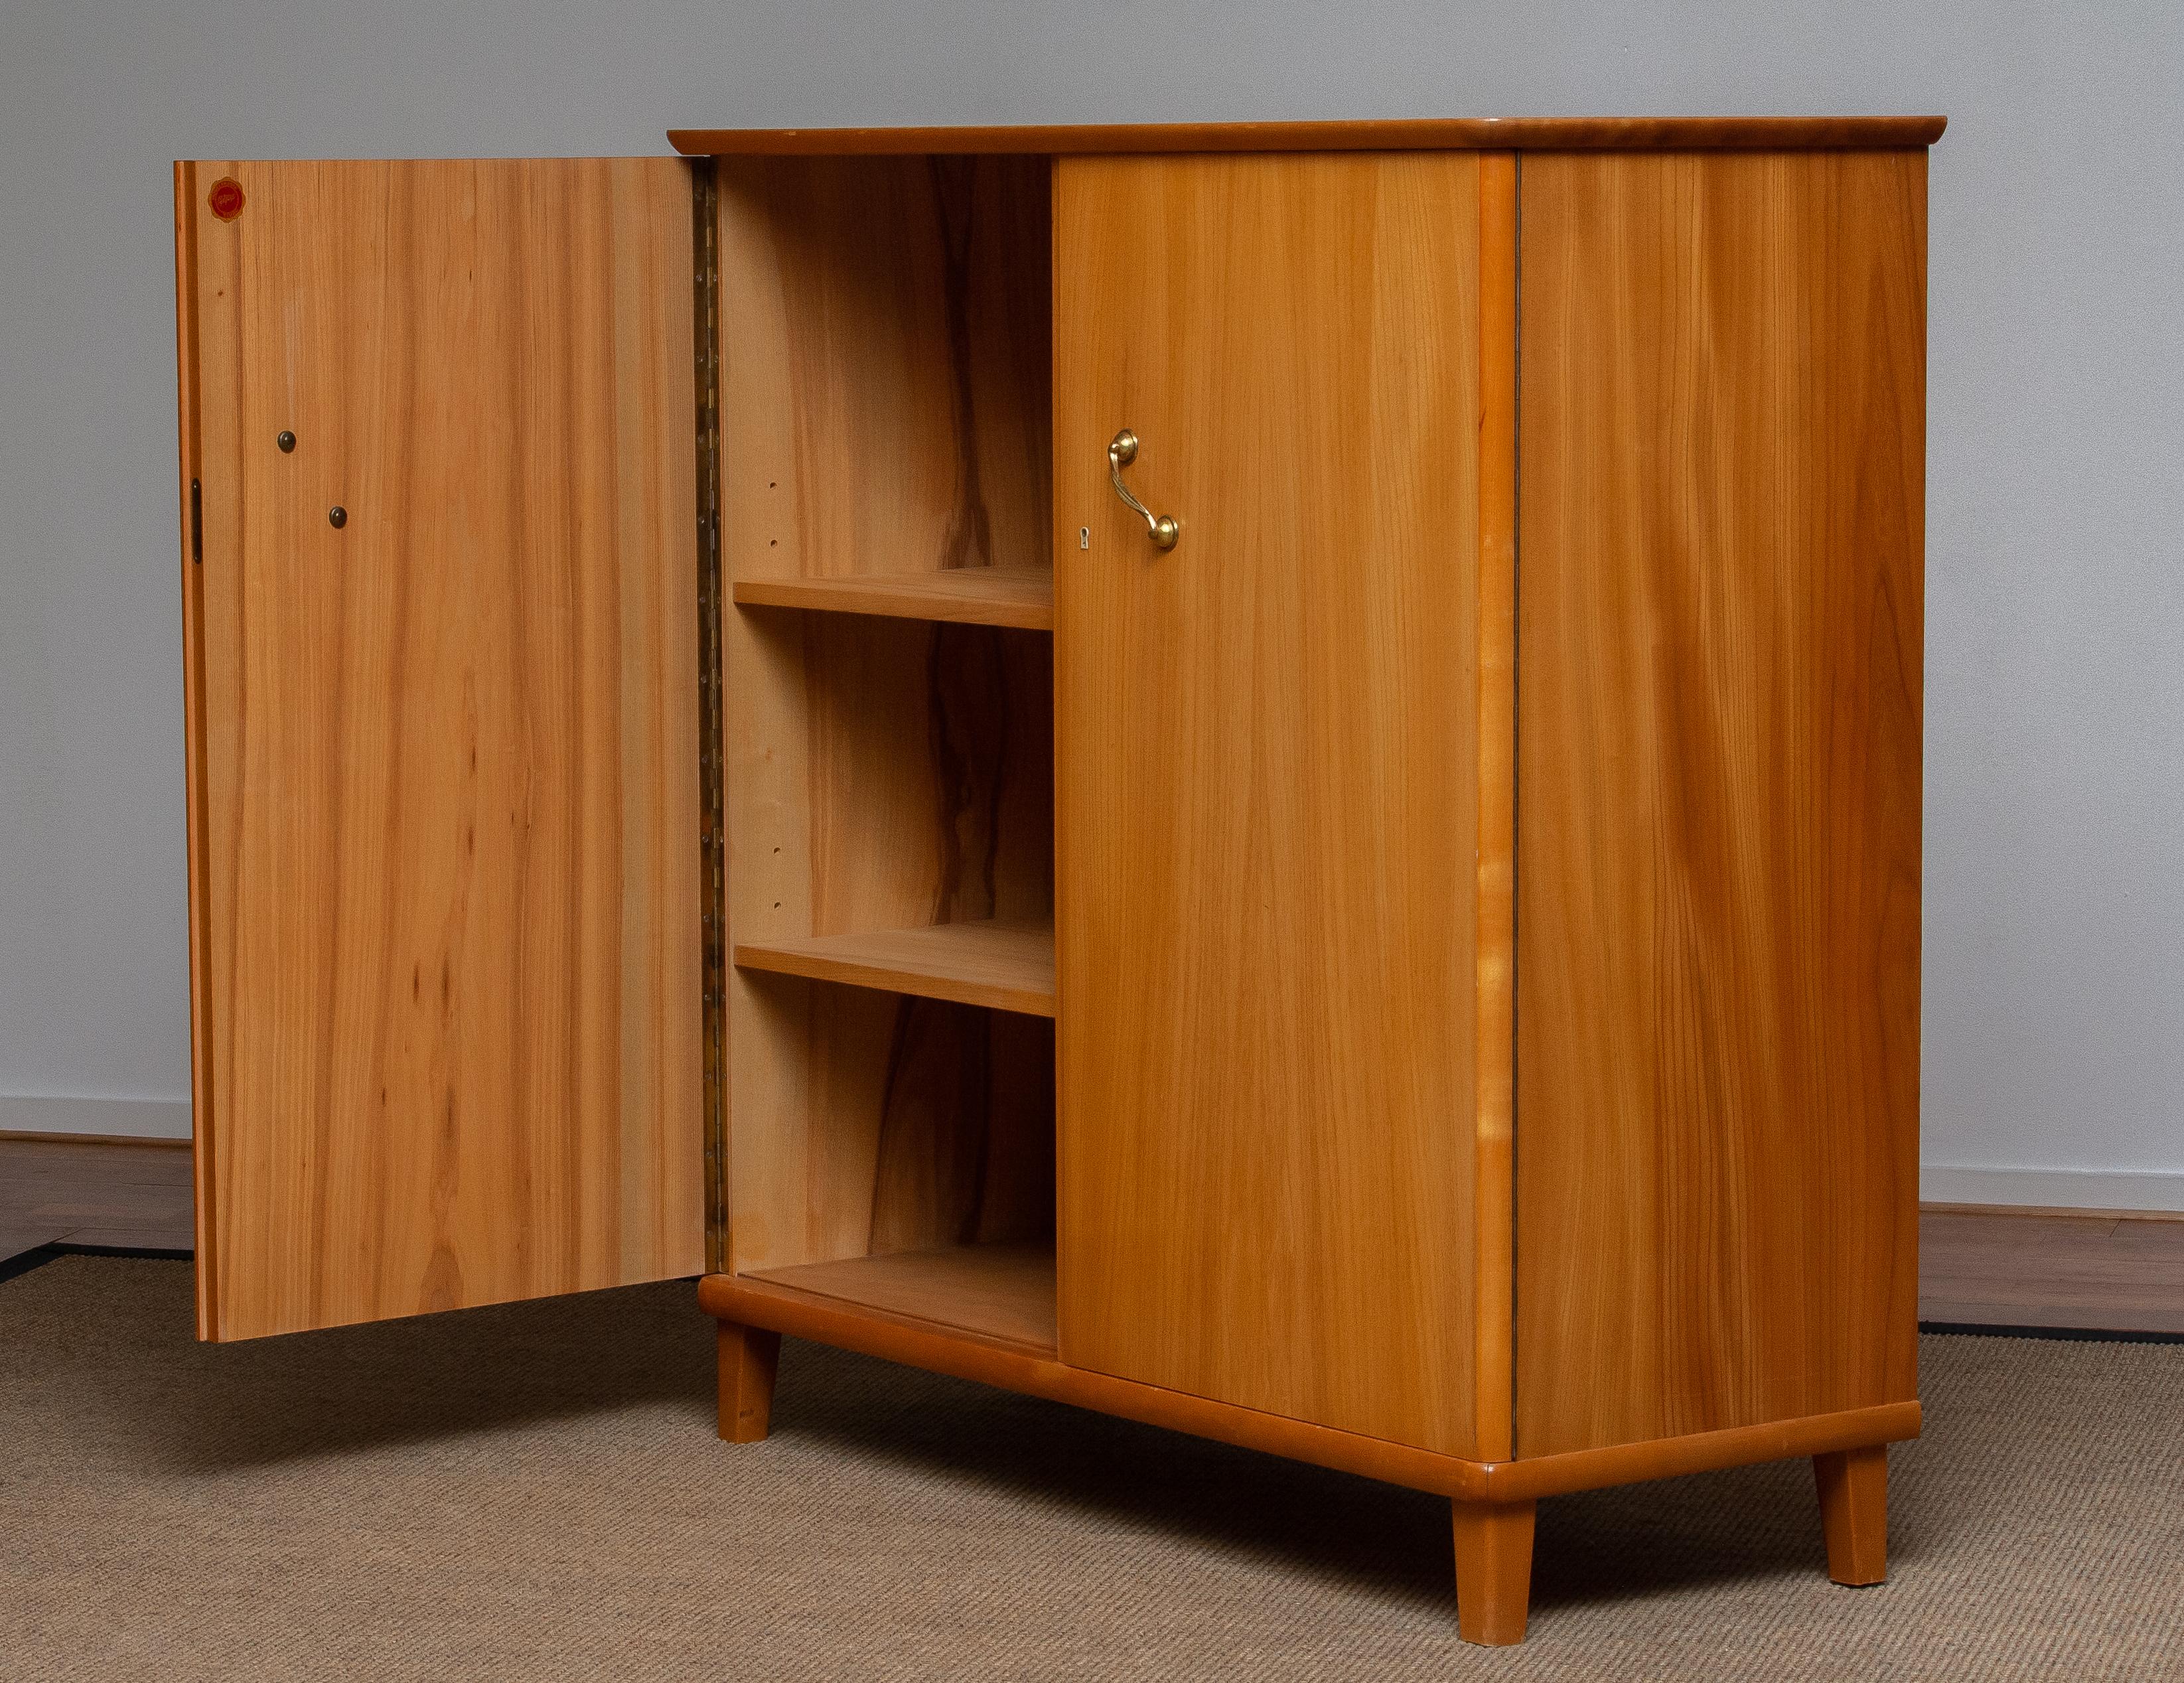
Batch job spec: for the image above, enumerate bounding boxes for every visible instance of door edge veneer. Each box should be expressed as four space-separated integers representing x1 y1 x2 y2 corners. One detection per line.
1472 150 1519 1465
699 1275 1920 1502
172 160 219 1341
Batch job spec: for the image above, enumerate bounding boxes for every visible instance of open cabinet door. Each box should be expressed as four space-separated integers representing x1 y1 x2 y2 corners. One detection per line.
174 159 705 1341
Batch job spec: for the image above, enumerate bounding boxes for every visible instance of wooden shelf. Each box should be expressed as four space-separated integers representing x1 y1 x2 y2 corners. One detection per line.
732 566 1053 630
733 918 1055 1017
740 1240 1058 1354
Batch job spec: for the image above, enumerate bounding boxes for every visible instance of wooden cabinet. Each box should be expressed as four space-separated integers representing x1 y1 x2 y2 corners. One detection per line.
172 116 1940 1646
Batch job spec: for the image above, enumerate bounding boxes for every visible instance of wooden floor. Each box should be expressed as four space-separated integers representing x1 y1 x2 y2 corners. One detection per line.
3 1137 2179 1334
1919 1205 2184 1334
0 1137 194 1260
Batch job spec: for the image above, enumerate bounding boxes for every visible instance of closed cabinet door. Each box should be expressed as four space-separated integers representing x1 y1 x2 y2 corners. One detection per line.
1053 153 1494 1455
176 159 704 1340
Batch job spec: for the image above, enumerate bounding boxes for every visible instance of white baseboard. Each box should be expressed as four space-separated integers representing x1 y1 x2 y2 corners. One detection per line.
1921 1163 2184 1214
0 1094 192 1141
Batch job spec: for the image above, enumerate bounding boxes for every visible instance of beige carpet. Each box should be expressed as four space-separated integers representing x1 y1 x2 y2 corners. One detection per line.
3 1256 2180 1681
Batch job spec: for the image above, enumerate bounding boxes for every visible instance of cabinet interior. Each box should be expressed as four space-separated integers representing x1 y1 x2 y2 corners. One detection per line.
717 154 1059 1351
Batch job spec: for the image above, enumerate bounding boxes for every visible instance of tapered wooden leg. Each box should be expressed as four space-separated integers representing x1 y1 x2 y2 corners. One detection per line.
717 1320 781 1444
1452 1499 1536 1645
1814 1445 1888 1585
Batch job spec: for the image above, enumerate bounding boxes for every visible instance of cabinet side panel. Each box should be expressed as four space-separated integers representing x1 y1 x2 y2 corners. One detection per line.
1515 151 1926 1455
190 159 703 1339
1055 153 1484 1456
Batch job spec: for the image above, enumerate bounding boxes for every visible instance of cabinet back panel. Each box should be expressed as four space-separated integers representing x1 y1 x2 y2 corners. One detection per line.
717 155 1051 584
717 157 1056 1274
178 159 704 1339
723 617 1055 1271
1514 151 1926 1456
1054 153 1486 1457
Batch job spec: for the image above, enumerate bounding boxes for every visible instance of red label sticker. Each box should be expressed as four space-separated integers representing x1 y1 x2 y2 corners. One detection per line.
208 178 245 221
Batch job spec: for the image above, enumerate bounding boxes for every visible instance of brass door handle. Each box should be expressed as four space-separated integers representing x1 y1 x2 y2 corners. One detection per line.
1108 429 1180 550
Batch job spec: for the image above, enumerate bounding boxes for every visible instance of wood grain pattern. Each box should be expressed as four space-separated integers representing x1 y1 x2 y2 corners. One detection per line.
717 157 1056 1278
734 919 1055 1017
181 159 704 1340
1054 153 1484 1456
701 1271 1921 1502
672 117 1947 158
1451 1501 1535 1646
732 565 1053 629
745 1239 1057 1352
717 155 1050 587
1473 153 1518 1465
1815 1445 1889 1585
1514 151 1927 1455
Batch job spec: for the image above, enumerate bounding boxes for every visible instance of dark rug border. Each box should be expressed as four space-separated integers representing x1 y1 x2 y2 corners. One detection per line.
0 1242 194 1285
1918 1319 2184 1346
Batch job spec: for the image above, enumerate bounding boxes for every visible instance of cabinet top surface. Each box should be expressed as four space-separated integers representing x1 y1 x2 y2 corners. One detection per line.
669 115 1945 157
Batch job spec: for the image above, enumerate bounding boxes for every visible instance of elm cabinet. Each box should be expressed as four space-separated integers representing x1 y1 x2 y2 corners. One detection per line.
172 116 1939 1645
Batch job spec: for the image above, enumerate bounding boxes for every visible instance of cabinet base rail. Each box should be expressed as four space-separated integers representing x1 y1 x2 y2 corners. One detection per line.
700 1273 1919 1500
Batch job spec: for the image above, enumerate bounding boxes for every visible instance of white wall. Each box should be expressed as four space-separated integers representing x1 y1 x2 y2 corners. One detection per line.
2 2 2179 1205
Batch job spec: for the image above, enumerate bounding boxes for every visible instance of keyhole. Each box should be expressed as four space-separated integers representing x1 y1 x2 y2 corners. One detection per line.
1079 526 1090 550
